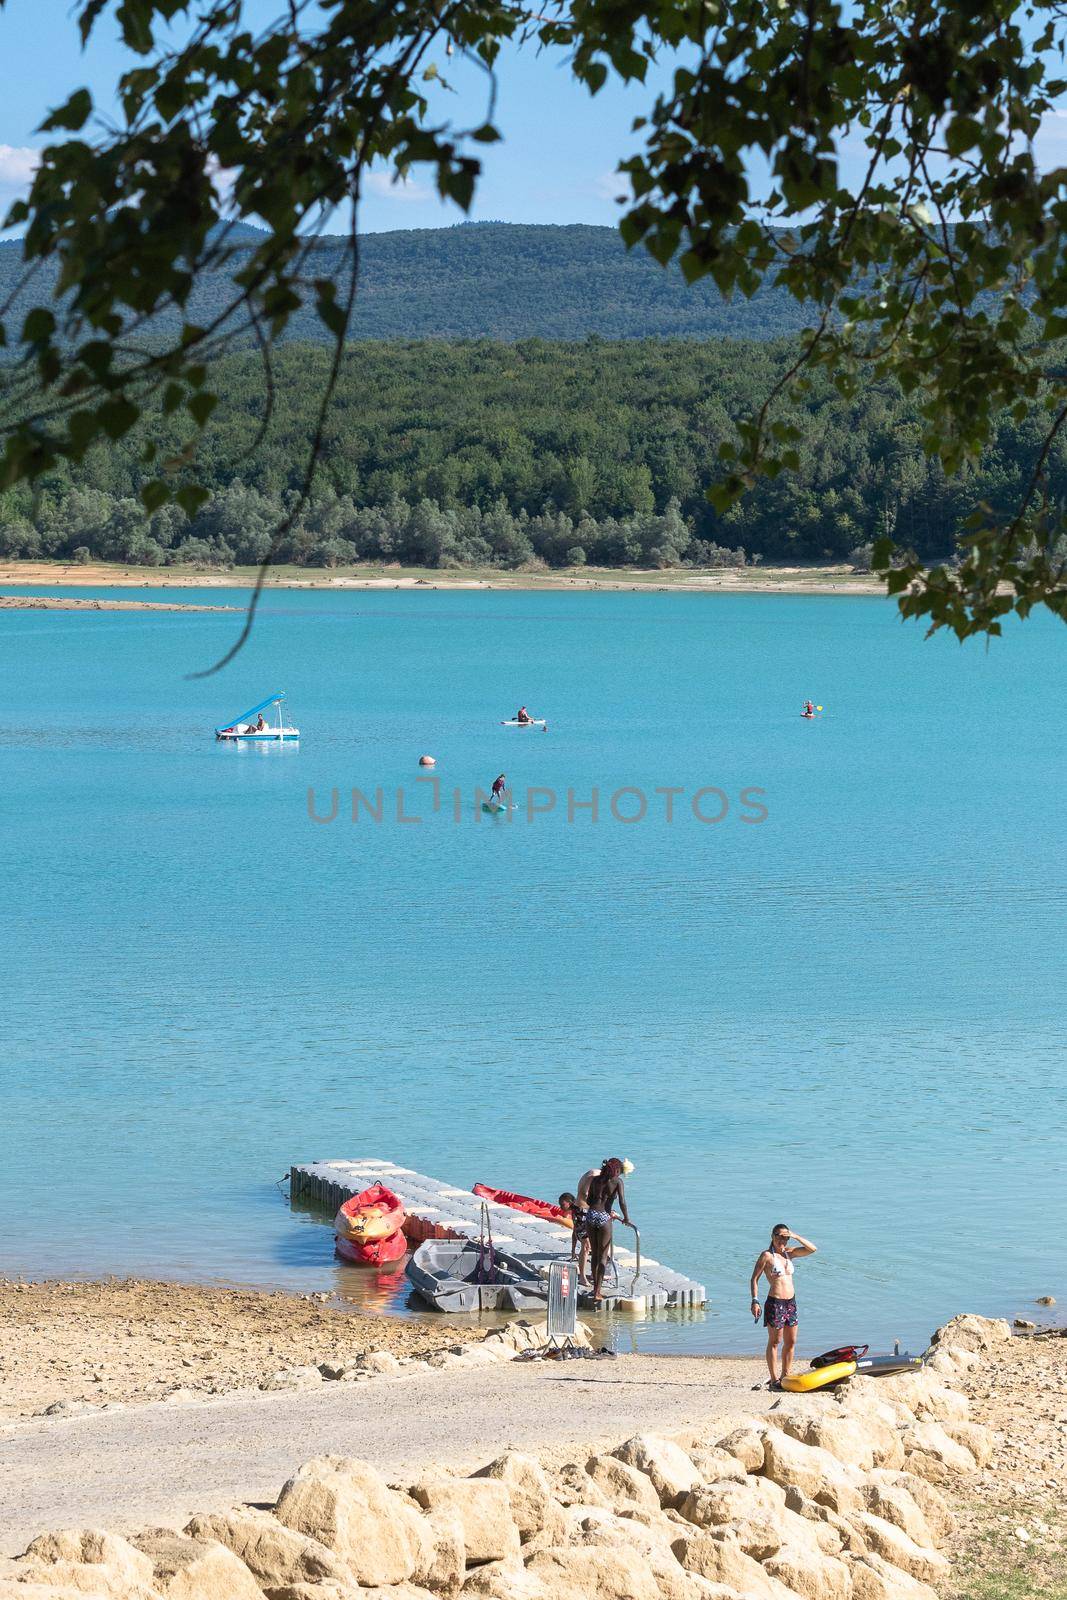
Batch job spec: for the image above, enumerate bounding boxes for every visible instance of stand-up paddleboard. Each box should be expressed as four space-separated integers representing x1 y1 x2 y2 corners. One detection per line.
501 718 547 727
854 1354 923 1376
482 801 515 814
781 1359 856 1392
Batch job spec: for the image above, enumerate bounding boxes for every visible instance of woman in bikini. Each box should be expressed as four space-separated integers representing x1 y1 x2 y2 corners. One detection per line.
749 1223 818 1389
584 1157 633 1304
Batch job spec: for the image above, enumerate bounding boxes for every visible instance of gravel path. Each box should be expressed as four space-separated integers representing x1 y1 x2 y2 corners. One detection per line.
0 1355 765 1555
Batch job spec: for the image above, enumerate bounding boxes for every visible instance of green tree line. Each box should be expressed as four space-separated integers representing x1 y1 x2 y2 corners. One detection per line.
3 337 1066 570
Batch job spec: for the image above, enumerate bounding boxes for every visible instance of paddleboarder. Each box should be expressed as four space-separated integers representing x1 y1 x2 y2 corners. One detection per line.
750 1224 818 1389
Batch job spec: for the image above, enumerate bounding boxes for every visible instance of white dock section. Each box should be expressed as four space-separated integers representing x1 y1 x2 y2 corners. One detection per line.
289 1157 706 1311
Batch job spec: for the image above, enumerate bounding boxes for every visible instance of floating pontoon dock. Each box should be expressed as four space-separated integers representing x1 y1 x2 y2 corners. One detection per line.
289 1158 706 1311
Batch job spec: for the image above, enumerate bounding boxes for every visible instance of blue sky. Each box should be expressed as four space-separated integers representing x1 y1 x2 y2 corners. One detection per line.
3 1 1067 238
0 0 675 234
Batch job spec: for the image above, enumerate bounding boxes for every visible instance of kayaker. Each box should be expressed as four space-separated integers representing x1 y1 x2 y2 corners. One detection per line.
584 1157 633 1306
559 1192 591 1286
515 706 532 724
749 1224 818 1390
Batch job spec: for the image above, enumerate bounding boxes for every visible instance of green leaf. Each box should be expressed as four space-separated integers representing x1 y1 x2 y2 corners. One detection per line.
140 480 170 513
41 88 92 132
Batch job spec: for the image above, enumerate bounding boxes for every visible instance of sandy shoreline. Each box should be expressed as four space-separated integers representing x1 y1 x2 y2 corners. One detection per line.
0 559 883 596
0 594 236 613
0 1279 481 1424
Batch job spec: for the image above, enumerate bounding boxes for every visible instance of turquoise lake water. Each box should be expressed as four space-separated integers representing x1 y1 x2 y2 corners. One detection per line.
1 586 1065 1355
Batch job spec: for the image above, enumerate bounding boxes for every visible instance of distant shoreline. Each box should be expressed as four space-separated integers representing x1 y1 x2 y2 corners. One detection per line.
0 559 883 597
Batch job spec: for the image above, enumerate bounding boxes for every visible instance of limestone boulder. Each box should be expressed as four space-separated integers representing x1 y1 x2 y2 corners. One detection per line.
670 1532 790 1600
568 1508 670 1561
760 1430 863 1514
129 1531 263 1600
847 1553 939 1600
549 1467 611 1510
713 1429 766 1473
412 1479 519 1565
402 1505 465 1598
774 1413 903 1473
472 1454 554 1536
646 1550 739 1600
863 1474 952 1543
586 1458 662 1515
686 1452 748 1486
460 1557 548 1599
273 1457 428 1586
184 1511 350 1591
927 1315 1011 1354
938 1420 993 1469
611 1437 703 1507
899 1423 978 1485
858 1482 935 1549
763 1544 852 1600
877 1374 967 1424
677 1477 786 1538
525 1546 661 1600
849 1516 949 1587
16 1531 157 1600
783 1487 867 1556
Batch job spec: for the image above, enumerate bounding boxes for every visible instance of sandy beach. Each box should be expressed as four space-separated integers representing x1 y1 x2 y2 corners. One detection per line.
0 559 883 596
0 594 236 612
0 1280 481 1425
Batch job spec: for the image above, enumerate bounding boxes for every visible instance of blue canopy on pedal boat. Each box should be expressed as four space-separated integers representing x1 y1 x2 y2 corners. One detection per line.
215 693 286 735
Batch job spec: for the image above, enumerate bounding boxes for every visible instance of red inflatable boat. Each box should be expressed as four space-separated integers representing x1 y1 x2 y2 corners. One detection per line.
473 1184 571 1226
334 1182 408 1265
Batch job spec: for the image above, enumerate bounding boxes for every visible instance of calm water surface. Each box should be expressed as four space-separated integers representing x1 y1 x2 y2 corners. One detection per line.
1 587 1065 1354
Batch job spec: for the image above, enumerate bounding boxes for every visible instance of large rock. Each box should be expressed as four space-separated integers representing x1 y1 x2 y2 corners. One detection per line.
678 1478 786 1540
549 1466 611 1510
273 1457 428 1586
460 1557 547 1599
472 1453 554 1536
858 1482 935 1550
569 1508 671 1560
586 1457 662 1514
783 1487 867 1556
863 1473 952 1543
713 1428 767 1473
849 1516 950 1587
760 1430 863 1514
899 1423 978 1485
774 1414 903 1473
412 1479 519 1565
686 1451 749 1486
671 1532 791 1599
525 1546 661 1600
848 1554 939 1600
411 1506 466 1597
129 1531 263 1600
17 1531 157 1599
927 1315 1011 1354
876 1374 967 1424
611 1437 703 1506
939 1420 993 1469
184 1511 350 1591
764 1543 852 1600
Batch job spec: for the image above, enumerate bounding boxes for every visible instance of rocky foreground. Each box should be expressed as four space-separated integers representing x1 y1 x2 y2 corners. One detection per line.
0 1314 1042 1600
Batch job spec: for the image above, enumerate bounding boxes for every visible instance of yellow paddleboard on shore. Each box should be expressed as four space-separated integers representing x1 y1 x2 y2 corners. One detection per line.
781 1359 856 1392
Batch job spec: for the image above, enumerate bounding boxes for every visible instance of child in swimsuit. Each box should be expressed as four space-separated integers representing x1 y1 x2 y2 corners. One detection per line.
559 1192 590 1285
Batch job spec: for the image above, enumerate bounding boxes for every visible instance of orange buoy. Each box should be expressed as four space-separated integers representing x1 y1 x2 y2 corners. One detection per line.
419 754 436 767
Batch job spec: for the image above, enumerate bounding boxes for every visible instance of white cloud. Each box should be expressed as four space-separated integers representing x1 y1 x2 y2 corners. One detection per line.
592 170 626 204
0 145 39 197
364 169 434 204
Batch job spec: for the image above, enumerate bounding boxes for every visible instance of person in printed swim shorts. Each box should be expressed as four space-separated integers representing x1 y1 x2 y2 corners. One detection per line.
749 1223 818 1389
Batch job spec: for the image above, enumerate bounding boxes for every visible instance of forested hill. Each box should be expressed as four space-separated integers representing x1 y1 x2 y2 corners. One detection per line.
0 221 810 342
